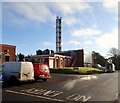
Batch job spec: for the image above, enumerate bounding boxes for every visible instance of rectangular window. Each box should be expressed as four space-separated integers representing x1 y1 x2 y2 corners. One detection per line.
0 55 2 60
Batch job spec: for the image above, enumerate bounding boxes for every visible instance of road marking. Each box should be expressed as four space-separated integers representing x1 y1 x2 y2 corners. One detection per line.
6 90 64 102
6 88 91 102
21 88 63 97
43 90 63 97
81 75 97 80
66 94 91 102
112 92 119 102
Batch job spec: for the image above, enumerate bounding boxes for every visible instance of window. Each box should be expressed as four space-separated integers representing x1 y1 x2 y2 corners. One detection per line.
0 55 2 60
5 56 9 62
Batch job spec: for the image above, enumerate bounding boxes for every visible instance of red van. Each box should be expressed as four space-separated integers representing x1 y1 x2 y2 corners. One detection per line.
33 63 50 81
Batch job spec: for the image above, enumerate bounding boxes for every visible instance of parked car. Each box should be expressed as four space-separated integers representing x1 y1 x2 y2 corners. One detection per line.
2 62 34 84
96 63 115 73
33 63 50 81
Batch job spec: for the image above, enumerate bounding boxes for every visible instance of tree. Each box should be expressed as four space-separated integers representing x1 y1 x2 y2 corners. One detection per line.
26 55 31 58
107 48 120 70
107 47 119 58
17 53 25 61
25 55 31 61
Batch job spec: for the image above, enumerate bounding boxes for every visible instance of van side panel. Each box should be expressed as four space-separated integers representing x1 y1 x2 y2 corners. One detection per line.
3 62 12 81
11 62 21 80
20 62 34 81
3 62 34 82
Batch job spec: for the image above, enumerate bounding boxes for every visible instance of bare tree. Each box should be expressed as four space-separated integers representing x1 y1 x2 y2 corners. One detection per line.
17 53 25 61
107 47 119 58
107 48 120 70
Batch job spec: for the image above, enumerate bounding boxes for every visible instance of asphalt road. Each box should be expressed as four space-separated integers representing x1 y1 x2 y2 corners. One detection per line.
1 71 119 103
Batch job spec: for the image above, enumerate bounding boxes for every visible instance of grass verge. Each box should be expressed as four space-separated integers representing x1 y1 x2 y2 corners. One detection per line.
78 67 103 74
50 67 104 75
0 65 2 72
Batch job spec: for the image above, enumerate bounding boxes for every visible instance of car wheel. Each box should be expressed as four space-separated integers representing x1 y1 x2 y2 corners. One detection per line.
34 76 38 82
42 78 47 81
9 76 19 85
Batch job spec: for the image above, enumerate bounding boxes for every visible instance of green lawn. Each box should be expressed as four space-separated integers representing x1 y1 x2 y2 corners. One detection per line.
50 67 104 75
78 67 103 74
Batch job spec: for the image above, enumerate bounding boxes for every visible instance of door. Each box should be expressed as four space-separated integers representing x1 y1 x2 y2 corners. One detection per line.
49 59 53 68
56 59 59 68
5 56 9 62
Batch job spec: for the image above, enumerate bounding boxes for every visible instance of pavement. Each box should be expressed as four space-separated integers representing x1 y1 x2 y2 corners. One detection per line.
1 71 119 103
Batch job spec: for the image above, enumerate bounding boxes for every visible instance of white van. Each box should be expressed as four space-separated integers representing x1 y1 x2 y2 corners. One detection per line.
106 63 115 73
2 62 34 83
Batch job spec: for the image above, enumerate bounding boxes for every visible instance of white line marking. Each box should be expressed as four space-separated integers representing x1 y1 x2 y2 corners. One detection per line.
66 94 91 102
81 75 97 80
43 90 63 97
21 88 63 97
112 92 118 102
6 90 64 102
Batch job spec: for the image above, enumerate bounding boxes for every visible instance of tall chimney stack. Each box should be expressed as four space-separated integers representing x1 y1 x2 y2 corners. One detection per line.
56 16 62 52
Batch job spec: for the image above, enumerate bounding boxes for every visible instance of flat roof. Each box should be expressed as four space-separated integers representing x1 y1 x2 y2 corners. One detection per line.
31 54 71 58
0 44 16 48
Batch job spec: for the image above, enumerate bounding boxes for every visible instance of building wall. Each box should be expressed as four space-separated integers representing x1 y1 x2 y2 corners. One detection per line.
75 50 84 67
57 49 84 67
26 54 70 68
0 44 16 64
92 51 107 67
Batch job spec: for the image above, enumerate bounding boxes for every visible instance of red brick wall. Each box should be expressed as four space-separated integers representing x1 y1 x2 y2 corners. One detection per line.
0 44 16 64
75 50 84 67
26 55 71 68
57 49 84 67
0 60 2 64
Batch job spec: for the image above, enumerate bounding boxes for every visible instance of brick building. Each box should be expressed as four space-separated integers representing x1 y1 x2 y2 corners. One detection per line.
0 44 16 64
26 54 71 68
26 49 84 68
57 49 84 67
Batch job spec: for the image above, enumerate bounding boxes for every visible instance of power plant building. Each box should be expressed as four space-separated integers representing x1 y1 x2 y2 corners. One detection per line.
26 16 85 68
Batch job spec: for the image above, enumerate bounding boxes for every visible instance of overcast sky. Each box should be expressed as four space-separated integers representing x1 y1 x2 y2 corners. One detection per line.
1 0 118 56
